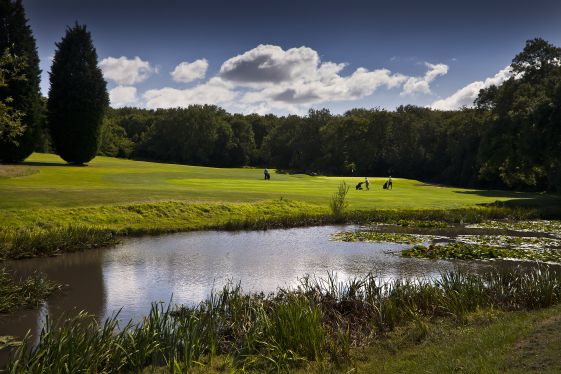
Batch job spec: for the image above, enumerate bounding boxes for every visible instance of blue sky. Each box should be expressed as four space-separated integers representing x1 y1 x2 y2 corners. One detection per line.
23 0 561 114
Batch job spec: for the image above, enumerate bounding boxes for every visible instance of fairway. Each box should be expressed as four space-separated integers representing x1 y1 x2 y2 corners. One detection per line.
0 153 549 210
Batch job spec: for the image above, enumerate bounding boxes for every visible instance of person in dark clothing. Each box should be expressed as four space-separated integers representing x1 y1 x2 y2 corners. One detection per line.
355 182 364 190
264 168 270 180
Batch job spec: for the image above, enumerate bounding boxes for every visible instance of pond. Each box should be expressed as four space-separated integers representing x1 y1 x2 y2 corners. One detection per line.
0 224 519 363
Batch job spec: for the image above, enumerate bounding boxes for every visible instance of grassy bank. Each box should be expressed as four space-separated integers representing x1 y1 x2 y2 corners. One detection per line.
350 304 561 373
7 266 561 372
0 199 549 259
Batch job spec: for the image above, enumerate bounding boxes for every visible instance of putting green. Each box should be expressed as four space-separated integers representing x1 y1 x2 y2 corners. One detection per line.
0 153 550 210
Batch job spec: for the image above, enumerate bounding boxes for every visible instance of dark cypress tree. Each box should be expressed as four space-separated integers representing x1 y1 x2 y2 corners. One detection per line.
48 23 108 164
0 0 42 162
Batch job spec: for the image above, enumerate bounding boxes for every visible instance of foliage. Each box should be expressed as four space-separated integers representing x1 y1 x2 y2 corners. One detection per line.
8 267 561 372
0 0 42 162
329 181 349 218
477 38 561 191
0 48 25 147
47 23 108 164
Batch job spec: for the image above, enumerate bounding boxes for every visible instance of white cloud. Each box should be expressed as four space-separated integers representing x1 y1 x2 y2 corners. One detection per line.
430 67 511 110
171 59 209 83
118 45 448 114
100 56 155 85
109 86 138 107
401 63 449 96
143 77 237 109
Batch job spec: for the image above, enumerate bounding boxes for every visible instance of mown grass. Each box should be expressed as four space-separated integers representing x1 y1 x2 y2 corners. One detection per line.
1 153 558 211
7 266 561 372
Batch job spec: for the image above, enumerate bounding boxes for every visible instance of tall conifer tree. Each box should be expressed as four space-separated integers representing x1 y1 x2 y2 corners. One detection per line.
0 0 42 162
48 24 108 164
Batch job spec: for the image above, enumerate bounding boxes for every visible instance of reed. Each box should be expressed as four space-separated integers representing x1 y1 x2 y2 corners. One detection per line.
8 265 561 372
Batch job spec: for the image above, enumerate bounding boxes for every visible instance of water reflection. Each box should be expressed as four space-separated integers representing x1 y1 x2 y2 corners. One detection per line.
2 225 494 361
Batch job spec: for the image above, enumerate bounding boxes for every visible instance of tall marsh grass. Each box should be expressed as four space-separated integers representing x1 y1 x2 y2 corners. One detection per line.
0 225 117 259
8 266 561 372
329 181 349 219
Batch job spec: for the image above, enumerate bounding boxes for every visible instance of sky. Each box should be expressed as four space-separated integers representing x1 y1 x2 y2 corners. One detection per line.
22 0 561 115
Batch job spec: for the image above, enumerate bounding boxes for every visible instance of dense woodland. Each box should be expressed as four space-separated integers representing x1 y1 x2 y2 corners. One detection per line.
1 1 560 192
99 38 561 192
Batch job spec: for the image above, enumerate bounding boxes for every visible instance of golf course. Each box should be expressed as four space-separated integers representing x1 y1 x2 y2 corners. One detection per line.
0 153 551 211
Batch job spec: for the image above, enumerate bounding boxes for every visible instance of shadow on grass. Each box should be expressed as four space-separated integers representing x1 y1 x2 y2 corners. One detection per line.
19 161 85 167
456 189 561 216
455 189 539 199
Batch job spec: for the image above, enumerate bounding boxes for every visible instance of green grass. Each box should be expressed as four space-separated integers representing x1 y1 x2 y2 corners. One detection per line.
1 153 560 259
351 305 561 374
0 153 556 210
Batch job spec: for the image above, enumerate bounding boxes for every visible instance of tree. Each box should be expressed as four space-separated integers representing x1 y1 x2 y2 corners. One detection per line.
0 49 25 146
0 0 42 162
477 38 561 190
48 23 108 164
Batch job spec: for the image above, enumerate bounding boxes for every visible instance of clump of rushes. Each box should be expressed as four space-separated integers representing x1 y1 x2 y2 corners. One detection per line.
0 267 60 313
329 181 349 220
8 267 561 372
403 243 561 263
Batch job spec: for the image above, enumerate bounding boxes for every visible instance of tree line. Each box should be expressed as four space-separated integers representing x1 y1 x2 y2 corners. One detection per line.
1 0 560 192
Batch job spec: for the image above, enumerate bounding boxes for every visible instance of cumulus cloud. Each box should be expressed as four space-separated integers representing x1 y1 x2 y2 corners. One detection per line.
219 44 320 85
401 63 449 96
171 59 209 83
237 66 409 113
119 45 448 113
100 56 155 85
109 86 138 107
430 67 511 110
143 77 237 109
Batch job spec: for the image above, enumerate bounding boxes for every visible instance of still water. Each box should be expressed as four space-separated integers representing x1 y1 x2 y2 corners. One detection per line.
1 225 497 354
